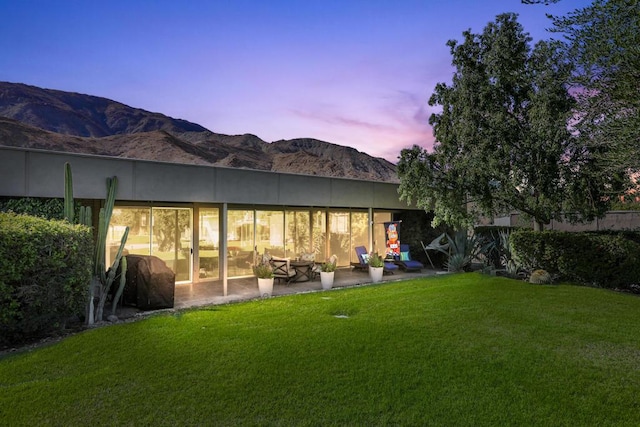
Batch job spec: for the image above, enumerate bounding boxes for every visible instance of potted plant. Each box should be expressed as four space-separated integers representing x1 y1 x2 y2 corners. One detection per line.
253 262 274 298
320 257 337 290
368 252 384 283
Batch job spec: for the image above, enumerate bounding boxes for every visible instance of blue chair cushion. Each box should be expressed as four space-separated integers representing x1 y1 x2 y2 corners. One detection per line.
384 262 398 270
403 260 423 270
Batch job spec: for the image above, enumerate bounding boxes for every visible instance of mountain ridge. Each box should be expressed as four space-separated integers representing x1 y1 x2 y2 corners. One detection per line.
0 81 399 182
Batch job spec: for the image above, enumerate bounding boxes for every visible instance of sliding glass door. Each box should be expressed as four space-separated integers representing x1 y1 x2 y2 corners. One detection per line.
108 207 192 283
198 208 219 280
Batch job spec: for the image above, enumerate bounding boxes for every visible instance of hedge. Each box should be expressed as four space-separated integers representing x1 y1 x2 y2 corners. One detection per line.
510 229 640 289
0 197 65 220
0 212 93 346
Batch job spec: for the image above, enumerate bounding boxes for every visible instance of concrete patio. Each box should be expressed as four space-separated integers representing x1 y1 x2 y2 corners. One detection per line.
173 267 441 309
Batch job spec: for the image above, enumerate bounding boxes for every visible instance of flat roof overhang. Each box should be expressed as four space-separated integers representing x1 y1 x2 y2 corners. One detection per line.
0 146 416 210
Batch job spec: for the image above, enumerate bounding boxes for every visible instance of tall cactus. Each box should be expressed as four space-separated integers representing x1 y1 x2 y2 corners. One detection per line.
63 162 75 223
87 176 129 325
63 162 128 325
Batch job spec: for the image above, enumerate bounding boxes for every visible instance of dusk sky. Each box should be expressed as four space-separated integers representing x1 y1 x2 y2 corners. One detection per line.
1 0 593 162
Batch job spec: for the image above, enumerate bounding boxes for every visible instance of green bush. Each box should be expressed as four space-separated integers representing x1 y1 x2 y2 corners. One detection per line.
0 212 93 346
511 229 640 289
0 197 65 219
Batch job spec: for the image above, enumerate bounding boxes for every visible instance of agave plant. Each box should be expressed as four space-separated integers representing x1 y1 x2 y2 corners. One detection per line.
494 229 522 278
438 229 494 273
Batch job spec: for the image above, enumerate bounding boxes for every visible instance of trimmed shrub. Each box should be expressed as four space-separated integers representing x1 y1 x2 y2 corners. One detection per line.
0 197 65 219
0 212 93 346
511 229 640 289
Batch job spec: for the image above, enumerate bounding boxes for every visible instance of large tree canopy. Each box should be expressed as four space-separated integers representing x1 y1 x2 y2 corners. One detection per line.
551 0 640 174
398 13 621 230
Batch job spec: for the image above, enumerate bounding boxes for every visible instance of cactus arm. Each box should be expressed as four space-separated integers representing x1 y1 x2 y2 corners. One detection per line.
63 162 75 223
95 227 129 322
112 256 127 316
102 177 117 232
79 206 92 227
95 208 107 279
87 276 99 325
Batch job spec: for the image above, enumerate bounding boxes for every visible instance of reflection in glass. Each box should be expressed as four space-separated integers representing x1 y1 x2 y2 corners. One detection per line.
228 210 255 276
199 208 219 280
108 207 192 283
328 211 350 267
256 211 284 257
152 208 192 282
373 212 392 257
312 209 326 261
286 211 310 257
350 211 369 264
108 207 151 266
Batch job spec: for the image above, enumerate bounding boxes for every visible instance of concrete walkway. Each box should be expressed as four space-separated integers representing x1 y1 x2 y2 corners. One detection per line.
117 267 442 319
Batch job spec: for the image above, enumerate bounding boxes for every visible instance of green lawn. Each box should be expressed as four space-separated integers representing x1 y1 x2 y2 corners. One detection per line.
1 273 639 426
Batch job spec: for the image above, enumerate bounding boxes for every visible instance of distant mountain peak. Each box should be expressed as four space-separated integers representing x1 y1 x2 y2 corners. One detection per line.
0 81 398 182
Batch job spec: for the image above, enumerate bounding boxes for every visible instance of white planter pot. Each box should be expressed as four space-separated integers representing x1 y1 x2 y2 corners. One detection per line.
257 277 274 297
369 266 384 283
320 271 334 290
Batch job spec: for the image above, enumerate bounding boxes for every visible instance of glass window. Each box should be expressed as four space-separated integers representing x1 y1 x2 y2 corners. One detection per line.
108 207 151 265
198 208 219 280
256 210 284 258
311 209 327 261
328 211 350 267
350 211 369 264
286 210 311 257
152 208 192 282
373 212 392 256
108 207 192 283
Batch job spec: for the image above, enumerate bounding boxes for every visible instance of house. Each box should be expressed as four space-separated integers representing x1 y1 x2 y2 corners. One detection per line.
0 146 419 296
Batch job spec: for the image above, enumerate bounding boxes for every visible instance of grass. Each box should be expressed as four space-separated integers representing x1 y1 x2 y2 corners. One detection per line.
1 273 639 426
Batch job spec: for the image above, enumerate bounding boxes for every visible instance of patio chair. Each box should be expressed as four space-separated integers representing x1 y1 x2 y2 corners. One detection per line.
396 244 424 272
383 260 399 274
270 257 296 284
351 246 370 271
351 246 398 274
421 233 449 269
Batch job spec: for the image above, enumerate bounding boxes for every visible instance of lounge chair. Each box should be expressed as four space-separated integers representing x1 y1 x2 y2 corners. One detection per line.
351 246 398 274
421 233 449 269
395 244 424 272
383 260 399 274
351 246 369 271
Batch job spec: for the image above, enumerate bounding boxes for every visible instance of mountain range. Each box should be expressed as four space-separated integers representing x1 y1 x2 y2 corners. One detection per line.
0 82 399 183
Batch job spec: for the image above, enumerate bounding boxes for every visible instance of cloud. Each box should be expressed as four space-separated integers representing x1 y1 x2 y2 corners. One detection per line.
291 107 397 133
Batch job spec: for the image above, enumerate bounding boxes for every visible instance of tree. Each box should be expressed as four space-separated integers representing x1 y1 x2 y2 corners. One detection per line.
550 0 640 174
398 13 618 230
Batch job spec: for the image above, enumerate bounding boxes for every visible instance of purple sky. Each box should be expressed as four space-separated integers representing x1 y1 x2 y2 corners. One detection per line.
1 0 592 162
